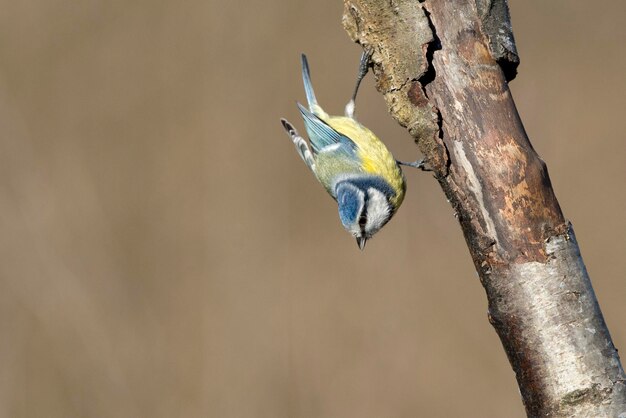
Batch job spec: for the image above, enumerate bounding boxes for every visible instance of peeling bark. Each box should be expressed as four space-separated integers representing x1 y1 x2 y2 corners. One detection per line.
342 0 626 416
474 0 519 80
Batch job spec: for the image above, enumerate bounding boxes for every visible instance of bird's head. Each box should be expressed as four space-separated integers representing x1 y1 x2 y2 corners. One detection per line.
335 180 394 250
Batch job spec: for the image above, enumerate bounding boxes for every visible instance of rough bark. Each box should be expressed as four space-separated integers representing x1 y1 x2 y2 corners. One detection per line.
342 0 626 416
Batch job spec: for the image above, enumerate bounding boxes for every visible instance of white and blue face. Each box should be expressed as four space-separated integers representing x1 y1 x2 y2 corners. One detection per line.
336 180 393 249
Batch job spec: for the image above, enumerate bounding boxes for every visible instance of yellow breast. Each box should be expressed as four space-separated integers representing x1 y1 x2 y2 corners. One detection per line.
325 115 405 208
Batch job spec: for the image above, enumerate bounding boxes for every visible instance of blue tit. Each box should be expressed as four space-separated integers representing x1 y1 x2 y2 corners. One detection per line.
281 53 416 250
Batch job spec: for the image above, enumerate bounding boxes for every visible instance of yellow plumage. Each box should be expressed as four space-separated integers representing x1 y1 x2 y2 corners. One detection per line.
319 111 406 209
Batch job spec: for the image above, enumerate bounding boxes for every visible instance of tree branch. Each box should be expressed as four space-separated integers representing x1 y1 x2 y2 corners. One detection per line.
342 0 626 415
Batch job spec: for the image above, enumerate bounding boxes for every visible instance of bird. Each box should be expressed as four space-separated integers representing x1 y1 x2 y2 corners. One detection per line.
280 52 423 250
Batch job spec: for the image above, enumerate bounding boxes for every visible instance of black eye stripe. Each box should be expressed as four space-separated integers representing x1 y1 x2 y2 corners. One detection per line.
359 191 369 229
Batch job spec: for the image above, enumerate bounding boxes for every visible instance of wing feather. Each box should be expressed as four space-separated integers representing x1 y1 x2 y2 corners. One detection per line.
297 103 357 155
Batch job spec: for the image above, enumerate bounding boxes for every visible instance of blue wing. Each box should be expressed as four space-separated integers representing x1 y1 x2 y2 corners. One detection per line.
297 103 358 155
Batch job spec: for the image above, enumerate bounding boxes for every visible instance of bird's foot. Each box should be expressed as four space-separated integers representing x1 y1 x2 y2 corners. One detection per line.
397 158 432 171
357 50 371 82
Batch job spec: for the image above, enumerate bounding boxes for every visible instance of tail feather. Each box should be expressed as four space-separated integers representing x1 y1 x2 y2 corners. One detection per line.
280 118 316 172
301 54 317 109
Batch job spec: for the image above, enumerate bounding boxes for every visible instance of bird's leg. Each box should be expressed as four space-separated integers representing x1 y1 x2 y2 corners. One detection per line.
345 50 372 118
397 158 432 171
353 50 371 100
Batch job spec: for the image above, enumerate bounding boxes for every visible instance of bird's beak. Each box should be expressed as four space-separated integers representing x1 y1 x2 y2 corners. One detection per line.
356 236 367 250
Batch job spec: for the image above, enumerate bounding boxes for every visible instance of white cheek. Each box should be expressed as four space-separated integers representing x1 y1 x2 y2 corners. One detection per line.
365 188 391 234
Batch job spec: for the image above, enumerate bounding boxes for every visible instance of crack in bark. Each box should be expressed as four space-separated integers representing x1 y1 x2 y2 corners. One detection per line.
416 1 451 178
417 3 440 90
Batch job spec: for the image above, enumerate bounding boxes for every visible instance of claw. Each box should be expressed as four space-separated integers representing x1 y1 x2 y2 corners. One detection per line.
397 158 432 171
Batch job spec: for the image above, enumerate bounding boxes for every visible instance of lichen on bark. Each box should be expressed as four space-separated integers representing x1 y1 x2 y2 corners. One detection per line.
342 0 447 173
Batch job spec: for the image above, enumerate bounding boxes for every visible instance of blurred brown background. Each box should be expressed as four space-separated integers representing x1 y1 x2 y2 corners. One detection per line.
0 1 624 417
